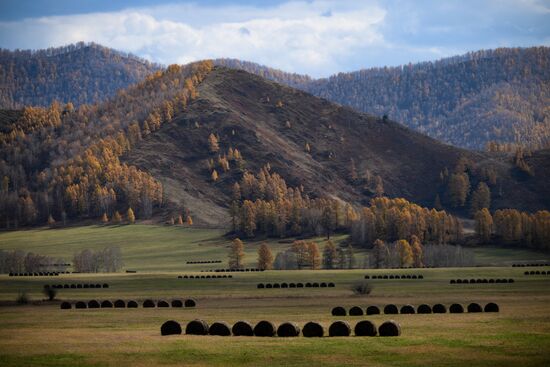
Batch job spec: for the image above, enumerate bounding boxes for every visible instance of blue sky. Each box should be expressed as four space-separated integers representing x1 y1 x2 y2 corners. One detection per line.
0 0 548 77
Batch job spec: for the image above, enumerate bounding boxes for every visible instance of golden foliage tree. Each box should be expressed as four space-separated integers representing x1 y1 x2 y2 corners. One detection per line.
208 133 220 153
410 235 423 268
257 243 274 270
127 208 135 224
229 238 245 269
113 211 122 224
396 239 413 267
474 208 493 243
322 240 338 269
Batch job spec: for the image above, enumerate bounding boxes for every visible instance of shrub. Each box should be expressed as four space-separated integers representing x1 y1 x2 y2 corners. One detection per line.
329 321 351 337
378 320 401 336
384 304 398 314
331 306 347 316
209 322 232 336
351 281 373 296
366 305 380 315
354 320 377 336
161 320 182 336
43 287 58 301
349 306 364 316
254 321 276 337
232 321 254 336
186 319 209 335
277 322 300 337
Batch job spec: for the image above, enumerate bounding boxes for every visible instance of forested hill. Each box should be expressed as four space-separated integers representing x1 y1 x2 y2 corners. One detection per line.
215 47 550 150
0 42 161 108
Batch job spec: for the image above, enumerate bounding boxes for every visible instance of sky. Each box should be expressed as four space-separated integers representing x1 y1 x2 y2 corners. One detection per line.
0 0 549 77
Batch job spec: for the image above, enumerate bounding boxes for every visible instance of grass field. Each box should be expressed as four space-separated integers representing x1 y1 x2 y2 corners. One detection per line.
0 225 549 366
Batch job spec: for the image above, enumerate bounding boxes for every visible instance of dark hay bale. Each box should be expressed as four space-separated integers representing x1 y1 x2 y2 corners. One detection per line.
484 302 499 312
305 282 312 287
320 282 327 287
529 271 535 275
432 304 447 313
406 275 412 279
462 279 468 283
450 279 456 284
88 300 100 308
95 284 101 288
332 306 347 316
289 283 296 288
489 279 495 283
281 283 288 288
232 321 254 336
77 284 82 288
184 299 196 308
302 321 324 337
400 305 415 314
101 300 113 308
257 283 265 289
157 300 170 307
383 275 389 279
384 304 398 314
412 275 418 279
114 300 126 308
482 279 489 283
209 321 232 336
469 279 476 284
349 306 364 316
418 275 424 279
417 304 432 314
171 299 183 307
364 275 370 279
60 301 72 309
329 321 351 337
312 282 320 288
389 275 395 279
83 284 89 288
328 282 335 287
161 320 182 336
378 320 401 337
476 279 483 283
277 322 301 337
266 284 273 289
535 271 541 275
70 284 76 289
297 283 304 288
449 303 464 313
127 300 138 308
508 279 514 283
354 320 377 336
467 303 482 313
143 299 155 308
102 284 109 288
254 320 276 337
495 279 502 283
366 306 380 315
75 301 87 309
456 279 462 284
186 319 209 335
524 271 529 275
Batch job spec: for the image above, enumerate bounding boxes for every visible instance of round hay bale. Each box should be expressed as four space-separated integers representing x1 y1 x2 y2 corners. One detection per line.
320 282 327 287
114 300 126 308
157 300 170 307
101 300 113 308
209 321 232 336
232 321 254 336
95 284 101 288
266 284 273 289
467 303 482 313
383 275 389 279
277 322 300 337
482 279 488 283
469 279 476 284
332 306 347 316
449 303 464 313
289 283 296 288
418 275 424 279
161 320 182 336
60 302 72 309
384 304 398 314
186 319 209 335
378 320 401 337
302 321 324 337
450 279 456 284
102 283 109 288
524 271 529 275
305 282 312 288
281 283 288 288
366 306 380 315
184 299 196 308
432 304 447 313
297 283 304 288
254 320 276 337
75 301 87 309
88 300 100 308
484 302 499 312
364 275 370 279
70 284 76 289
312 282 320 288
456 279 462 284
328 282 335 287
349 306 364 316
77 284 82 289
462 279 468 284
489 279 495 283
389 275 395 279
127 300 138 308
354 320 377 336
83 284 89 288
406 275 412 279
329 321 351 337
417 304 432 314
257 283 265 289
400 305 415 314
143 299 155 308
412 275 418 279
508 278 514 283
171 299 183 307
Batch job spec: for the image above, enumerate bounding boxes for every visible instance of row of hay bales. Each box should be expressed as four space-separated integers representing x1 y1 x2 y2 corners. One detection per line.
178 275 233 279
9 272 61 276
449 278 514 284
524 270 549 275
161 319 402 337
257 282 335 289
512 263 549 267
45 283 109 289
209 268 265 272
60 298 196 309
331 302 499 316
364 274 423 280
186 260 223 264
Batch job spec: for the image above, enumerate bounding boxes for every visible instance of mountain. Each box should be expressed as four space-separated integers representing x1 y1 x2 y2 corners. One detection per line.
215 47 550 150
0 42 160 108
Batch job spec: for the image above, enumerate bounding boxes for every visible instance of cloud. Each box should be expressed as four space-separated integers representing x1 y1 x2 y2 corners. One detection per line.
0 0 548 77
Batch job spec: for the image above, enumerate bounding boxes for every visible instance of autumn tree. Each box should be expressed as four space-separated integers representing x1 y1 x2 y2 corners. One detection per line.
470 182 491 215
229 238 245 269
177 215 184 225
410 235 423 268
291 241 310 269
101 212 109 223
322 240 338 269
186 215 193 225
208 133 220 153
211 169 219 182
127 208 135 224
113 211 122 224
308 242 321 270
396 239 413 267
372 239 387 269
448 173 470 207
47 214 55 227
345 244 355 269
257 243 274 270
475 208 493 243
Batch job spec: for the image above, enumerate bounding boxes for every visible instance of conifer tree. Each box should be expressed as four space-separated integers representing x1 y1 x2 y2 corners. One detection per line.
470 182 491 215
177 215 184 225
474 208 493 243
208 133 220 153
101 212 109 223
127 208 135 224
308 242 321 270
257 243 274 270
410 235 423 268
211 169 219 182
186 215 193 226
397 239 413 267
113 211 122 224
229 238 245 269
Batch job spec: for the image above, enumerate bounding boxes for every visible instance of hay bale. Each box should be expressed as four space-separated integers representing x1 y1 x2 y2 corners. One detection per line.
161 320 182 336
171 299 183 307
467 303 482 313
320 282 327 287
364 275 370 279
354 320 377 336
476 279 483 283
127 300 138 308
184 299 196 308
281 283 288 288
331 306 347 316
77 284 82 289
157 300 170 307
186 319 209 335
508 279 514 283
418 275 424 279
329 321 351 337
366 306 380 315
417 304 432 314
266 284 273 289
60 301 72 309
489 279 495 283
277 322 301 337
456 279 462 284
400 305 415 314
75 301 87 309
209 321 232 336
449 303 464 313
114 300 126 308
101 300 113 308
143 299 155 308
328 282 335 287
297 283 304 288
432 303 447 313
305 282 312 288
102 283 109 288
257 283 265 289
484 302 499 312
289 283 296 288
450 279 456 284
349 306 364 316
302 321 324 337
378 320 401 337
232 321 254 336
254 320 276 337
312 282 320 288
384 304 398 314
70 284 76 289
88 300 100 308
